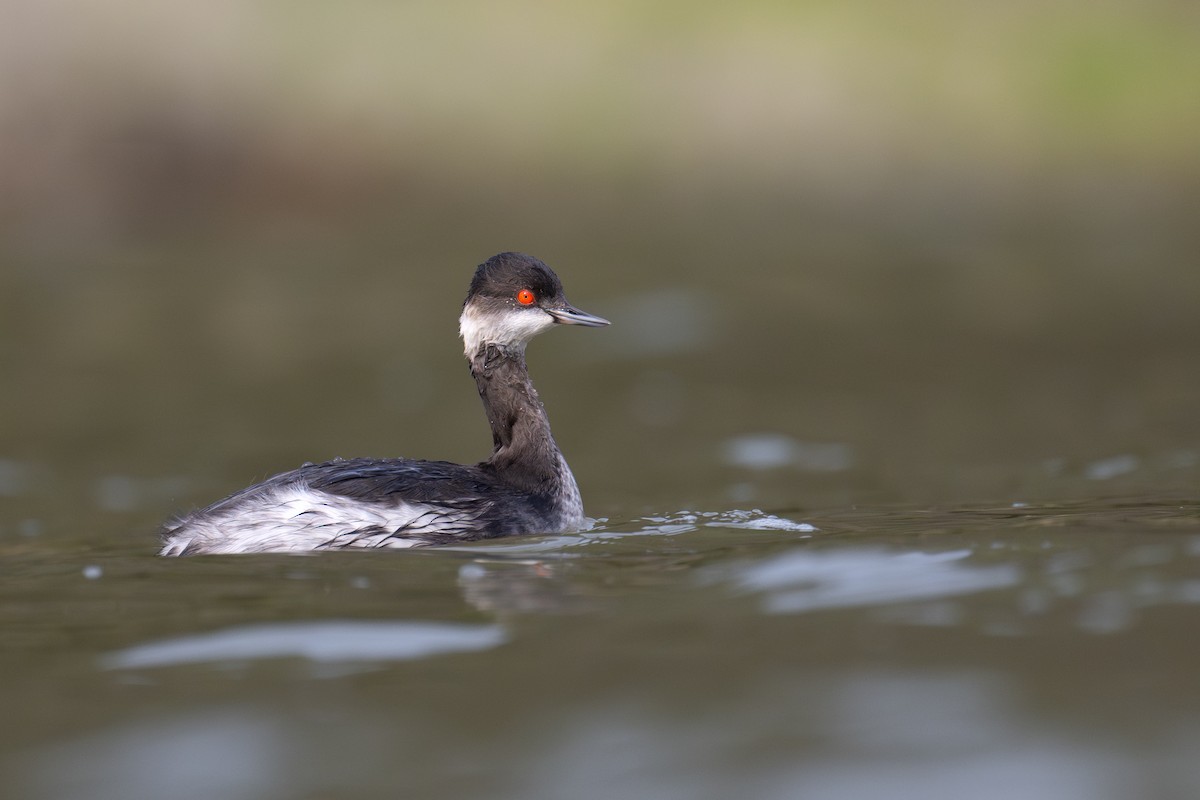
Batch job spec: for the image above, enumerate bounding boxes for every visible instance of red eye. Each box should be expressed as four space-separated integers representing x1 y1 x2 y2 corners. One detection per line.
516 289 536 306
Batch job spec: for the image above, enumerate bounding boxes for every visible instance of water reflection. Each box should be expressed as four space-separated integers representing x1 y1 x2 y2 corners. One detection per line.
458 560 585 615
102 620 506 670
17 711 291 800
10 665 1194 800
439 509 816 556
718 547 1019 614
496 671 1142 800
9 666 1166 800
635 509 817 533
4 499 1200 800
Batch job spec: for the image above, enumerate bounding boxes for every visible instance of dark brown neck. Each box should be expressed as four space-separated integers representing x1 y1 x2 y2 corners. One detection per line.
469 344 564 495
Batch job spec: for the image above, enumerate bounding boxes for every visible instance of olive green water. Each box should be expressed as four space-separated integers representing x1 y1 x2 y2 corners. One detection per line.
4 212 1200 798
5 3 1200 798
3 499 1200 799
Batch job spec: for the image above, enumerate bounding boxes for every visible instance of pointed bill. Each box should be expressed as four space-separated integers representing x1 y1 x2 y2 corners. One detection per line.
545 304 610 327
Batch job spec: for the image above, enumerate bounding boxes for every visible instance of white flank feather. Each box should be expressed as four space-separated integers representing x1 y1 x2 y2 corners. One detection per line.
160 485 479 555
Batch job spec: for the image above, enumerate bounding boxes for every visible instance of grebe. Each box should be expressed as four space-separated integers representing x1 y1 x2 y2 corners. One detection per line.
160 252 608 556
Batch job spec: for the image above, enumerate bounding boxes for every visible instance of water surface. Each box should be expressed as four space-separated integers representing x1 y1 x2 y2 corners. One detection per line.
3 499 1199 800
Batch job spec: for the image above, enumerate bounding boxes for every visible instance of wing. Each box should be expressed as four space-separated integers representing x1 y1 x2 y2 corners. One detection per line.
160 456 541 554
300 457 505 504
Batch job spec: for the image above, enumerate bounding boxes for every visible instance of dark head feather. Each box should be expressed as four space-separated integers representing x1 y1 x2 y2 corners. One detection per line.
466 252 565 307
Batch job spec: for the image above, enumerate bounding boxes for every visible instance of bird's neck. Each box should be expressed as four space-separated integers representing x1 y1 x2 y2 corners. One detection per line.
469 344 569 495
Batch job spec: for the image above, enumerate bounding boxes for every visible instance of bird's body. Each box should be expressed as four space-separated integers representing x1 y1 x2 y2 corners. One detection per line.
160 253 607 556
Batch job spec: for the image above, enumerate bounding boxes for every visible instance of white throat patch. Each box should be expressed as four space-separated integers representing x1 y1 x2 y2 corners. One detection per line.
459 303 555 357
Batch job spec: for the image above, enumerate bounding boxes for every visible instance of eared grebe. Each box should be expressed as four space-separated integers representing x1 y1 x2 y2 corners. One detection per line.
160 252 608 556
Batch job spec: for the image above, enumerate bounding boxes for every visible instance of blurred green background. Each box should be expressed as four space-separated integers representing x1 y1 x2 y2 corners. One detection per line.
2 0 1198 537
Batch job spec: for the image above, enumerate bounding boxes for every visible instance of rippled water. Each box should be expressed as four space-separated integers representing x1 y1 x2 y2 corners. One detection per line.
3 498 1199 800
5 1 1199 794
